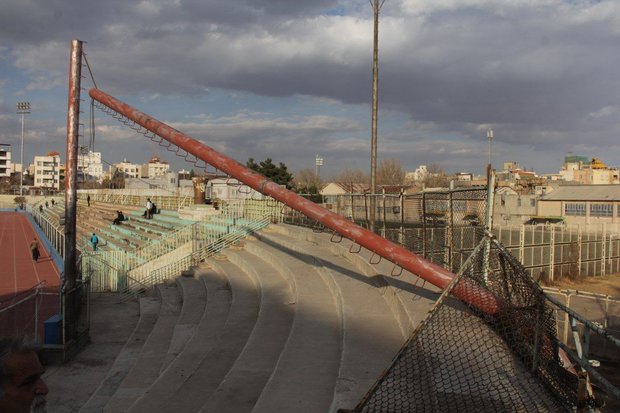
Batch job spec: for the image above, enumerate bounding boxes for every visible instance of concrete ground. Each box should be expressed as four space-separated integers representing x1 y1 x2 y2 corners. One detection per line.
43 294 139 413
545 273 620 298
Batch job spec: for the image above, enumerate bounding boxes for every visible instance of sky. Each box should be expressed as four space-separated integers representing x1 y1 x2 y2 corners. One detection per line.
1 0 620 179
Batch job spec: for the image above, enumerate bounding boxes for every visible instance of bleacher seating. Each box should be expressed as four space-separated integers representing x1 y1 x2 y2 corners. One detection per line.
77 223 439 412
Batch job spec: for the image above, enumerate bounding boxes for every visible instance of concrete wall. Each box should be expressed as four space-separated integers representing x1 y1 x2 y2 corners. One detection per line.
538 200 562 217
494 193 538 225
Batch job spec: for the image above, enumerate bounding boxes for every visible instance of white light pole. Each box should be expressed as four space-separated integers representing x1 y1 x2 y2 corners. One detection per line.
315 154 324 179
16 102 30 196
487 128 494 168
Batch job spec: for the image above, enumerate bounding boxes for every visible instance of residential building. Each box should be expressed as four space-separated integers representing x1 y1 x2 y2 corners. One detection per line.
114 160 141 178
126 172 180 190
77 150 104 182
572 158 619 185
0 144 11 178
558 154 590 182
141 156 170 179
558 154 619 184
455 172 473 181
503 161 520 171
494 187 539 225
405 165 428 183
206 178 265 200
34 152 61 190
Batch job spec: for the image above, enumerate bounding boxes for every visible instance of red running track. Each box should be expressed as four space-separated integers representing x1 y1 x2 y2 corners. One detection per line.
0 212 61 342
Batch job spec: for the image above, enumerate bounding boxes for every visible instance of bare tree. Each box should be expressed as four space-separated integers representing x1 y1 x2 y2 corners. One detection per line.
294 168 322 193
423 163 450 188
333 167 369 192
377 158 406 185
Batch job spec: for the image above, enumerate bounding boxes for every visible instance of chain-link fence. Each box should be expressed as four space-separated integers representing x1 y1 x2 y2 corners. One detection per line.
289 188 488 274
60 279 90 345
345 237 619 412
0 282 60 344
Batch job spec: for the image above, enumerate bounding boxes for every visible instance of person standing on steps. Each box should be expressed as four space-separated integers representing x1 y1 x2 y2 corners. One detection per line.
90 232 99 251
146 198 153 219
86 194 91 207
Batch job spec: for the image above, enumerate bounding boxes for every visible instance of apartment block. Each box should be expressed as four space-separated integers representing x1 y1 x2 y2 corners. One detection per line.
115 160 141 178
0 144 11 178
78 150 104 182
34 152 61 190
141 156 170 179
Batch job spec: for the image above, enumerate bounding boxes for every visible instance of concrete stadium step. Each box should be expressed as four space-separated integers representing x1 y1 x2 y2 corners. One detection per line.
242 234 342 413
120 218 171 237
128 268 232 413
254 226 406 411
160 276 207 371
115 221 163 241
270 224 442 337
103 283 182 412
126 212 185 232
78 225 128 252
80 221 141 251
196 247 295 413
155 257 260 412
108 223 159 243
127 210 194 228
79 212 149 247
80 296 161 413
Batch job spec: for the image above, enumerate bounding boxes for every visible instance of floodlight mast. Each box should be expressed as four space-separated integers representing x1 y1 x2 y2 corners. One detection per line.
16 102 30 196
89 87 503 316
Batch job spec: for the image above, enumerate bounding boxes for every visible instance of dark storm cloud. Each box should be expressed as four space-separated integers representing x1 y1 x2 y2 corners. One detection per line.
3 0 620 174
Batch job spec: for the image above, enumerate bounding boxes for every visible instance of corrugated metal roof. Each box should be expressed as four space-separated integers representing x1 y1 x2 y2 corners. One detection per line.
540 185 620 201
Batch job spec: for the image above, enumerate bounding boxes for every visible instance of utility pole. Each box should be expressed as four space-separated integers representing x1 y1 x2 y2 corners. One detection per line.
369 0 385 233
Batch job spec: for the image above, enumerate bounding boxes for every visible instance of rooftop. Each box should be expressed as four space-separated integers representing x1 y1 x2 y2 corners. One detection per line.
541 184 620 201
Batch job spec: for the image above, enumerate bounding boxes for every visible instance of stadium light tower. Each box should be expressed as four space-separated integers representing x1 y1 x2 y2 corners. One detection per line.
315 154 324 179
487 128 494 168
16 102 31 196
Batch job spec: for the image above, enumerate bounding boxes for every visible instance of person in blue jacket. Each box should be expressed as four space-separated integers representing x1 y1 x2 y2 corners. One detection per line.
90 233 99 251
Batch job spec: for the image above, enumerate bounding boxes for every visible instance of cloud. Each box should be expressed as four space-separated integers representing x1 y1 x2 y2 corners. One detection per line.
2 0 620 175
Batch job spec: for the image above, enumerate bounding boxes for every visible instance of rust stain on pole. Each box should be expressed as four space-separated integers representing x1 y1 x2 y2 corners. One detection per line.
64 40 82 291
89 87 502 316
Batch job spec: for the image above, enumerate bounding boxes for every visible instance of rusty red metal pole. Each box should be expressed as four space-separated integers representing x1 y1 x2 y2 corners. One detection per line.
64 40 82 290
89 87 502 315
63 40 83 342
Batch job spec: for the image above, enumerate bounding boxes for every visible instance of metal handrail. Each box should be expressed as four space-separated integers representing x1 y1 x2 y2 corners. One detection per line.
119 214 270 298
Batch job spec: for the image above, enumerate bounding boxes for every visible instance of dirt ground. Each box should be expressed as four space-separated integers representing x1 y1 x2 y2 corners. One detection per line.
543 273 620 298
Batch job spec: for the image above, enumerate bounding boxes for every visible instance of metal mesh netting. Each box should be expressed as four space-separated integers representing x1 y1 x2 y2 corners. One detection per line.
350 237 588 413
0 285 59 344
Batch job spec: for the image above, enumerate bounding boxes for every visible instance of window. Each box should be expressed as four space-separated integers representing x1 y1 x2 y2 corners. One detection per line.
564 203 586 216
590 203 612 217
517 198 522 207
530 199 536 207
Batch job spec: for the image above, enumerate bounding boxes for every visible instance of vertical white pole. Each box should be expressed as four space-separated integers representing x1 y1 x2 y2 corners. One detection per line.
20 113 25 196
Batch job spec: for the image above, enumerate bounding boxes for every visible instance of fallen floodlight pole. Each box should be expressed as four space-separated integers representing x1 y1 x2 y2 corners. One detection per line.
89 87 502 315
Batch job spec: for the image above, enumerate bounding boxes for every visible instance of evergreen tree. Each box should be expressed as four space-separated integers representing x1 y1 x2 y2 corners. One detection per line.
246 158 294 189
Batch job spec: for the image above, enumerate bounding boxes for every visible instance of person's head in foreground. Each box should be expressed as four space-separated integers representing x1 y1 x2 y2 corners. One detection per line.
0 337 48 413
